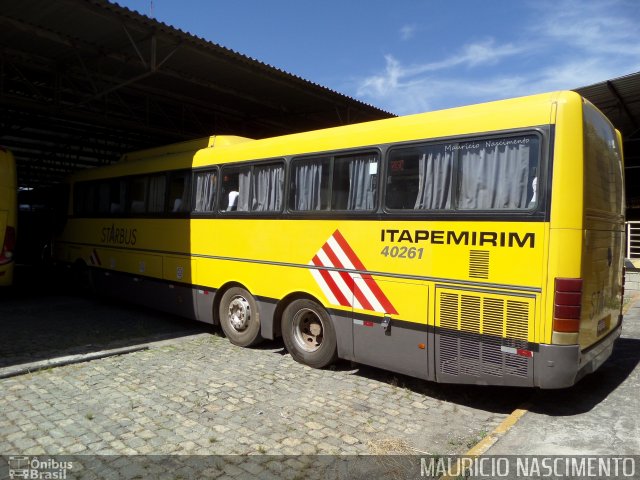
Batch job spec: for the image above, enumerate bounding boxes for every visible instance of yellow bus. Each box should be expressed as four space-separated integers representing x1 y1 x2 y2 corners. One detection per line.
0 147 17 286
54 91 625 388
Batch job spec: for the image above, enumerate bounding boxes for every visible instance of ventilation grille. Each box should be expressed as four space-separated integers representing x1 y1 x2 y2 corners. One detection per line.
436 288 533 381
469 250 490 279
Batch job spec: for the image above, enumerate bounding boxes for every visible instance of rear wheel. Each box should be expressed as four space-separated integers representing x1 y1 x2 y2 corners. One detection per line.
219 287 263 347
281 299 337 368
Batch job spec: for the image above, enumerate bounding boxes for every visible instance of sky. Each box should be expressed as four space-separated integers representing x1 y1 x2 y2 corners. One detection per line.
114 0 640 116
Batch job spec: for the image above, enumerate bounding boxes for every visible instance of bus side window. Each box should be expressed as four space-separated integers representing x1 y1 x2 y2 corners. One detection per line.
193 170 217 213
290 156 330 211
528 167 538 208
75 182 97 216
169 171 192 213
385 145 452 210
109 179 126 214
458 135 539 210
332 152 378 211
129 177 148 214
147 175 166 213
97 182 110 214
251 162 284 212
220 166 250 212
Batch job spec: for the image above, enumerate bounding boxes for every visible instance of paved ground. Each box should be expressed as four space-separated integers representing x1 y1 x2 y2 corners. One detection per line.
0 333 516 456
487 290 640 456
0 267 526 477
1 267 638 478
0 267 207 369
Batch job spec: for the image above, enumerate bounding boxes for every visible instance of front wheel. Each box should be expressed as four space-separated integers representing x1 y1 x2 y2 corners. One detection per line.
281 299 338 368
219 287 263 347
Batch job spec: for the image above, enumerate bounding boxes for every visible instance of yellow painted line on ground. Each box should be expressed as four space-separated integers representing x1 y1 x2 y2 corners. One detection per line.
439 401 531 480
466 404 530 456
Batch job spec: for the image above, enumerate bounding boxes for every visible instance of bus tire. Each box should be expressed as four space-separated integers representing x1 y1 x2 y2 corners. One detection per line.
219 287 263 347
281 299 338 369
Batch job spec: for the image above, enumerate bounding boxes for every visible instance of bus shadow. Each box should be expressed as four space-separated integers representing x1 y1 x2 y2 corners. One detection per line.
251 339 525 415
529 336 640 416
348 363 529 415
0 266 210 370
325 332 640 416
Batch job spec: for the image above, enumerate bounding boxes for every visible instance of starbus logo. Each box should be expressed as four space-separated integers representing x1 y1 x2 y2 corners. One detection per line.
100 223 137 246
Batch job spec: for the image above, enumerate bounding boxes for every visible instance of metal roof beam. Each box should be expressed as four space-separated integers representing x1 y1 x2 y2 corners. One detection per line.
606 80 638 131
1 50 293 135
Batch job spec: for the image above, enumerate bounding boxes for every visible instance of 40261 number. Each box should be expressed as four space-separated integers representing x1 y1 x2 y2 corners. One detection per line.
380 246 424 259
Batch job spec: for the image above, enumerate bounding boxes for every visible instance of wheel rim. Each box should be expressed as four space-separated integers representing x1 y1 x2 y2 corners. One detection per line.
291 308 324 353
227 295 251 331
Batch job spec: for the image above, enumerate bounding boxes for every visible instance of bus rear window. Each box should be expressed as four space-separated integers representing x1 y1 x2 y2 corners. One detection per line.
583 102 624 214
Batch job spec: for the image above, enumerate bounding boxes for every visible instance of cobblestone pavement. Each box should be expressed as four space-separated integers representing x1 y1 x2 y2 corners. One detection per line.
0 267 207 368
0 267 527 478
0 331 521 458
1 274 638 477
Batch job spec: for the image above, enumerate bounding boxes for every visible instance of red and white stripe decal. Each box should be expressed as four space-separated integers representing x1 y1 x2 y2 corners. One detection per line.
89 249 101 266
309 230 397 315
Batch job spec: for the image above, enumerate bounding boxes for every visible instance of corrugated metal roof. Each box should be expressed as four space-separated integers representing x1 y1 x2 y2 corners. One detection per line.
0 0 392 187
575 71 640 138
575 71 640 212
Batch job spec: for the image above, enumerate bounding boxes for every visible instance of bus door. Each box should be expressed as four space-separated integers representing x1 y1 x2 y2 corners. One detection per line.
351 276 430 380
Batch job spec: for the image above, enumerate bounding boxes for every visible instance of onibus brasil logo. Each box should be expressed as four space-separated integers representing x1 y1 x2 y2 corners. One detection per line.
8 456 73 479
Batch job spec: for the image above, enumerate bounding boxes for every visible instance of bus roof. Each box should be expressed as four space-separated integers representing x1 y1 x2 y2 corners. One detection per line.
119 135 253 162
69 91 580 182
193 91 577 167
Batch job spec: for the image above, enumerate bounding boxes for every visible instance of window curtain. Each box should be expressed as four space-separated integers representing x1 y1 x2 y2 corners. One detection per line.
459 142 530 209
292 160 325 210
147 176 166 212
180 175 192 211
97 183 110 213
414 148 453 209
236 170 251 212
130 178 148 213
110 181 125 214
172 174 191 212
194 172 216 212
346 155 377 210
252 164 284 211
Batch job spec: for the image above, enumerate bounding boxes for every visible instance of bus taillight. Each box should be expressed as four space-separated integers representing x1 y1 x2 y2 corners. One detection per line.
0 226 16 264
553 278 583 333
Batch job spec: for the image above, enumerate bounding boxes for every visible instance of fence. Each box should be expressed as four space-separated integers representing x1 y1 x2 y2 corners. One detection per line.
627 221 640 259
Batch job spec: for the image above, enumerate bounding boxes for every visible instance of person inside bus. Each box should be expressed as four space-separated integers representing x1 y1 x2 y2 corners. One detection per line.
226 190 239 211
